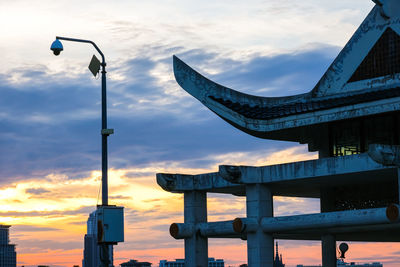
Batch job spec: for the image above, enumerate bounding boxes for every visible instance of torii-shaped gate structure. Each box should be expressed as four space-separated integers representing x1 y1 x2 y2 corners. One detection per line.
157 1 400 266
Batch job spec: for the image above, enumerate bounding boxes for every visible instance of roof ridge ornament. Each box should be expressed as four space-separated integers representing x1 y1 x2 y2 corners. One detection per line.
372 0 400 19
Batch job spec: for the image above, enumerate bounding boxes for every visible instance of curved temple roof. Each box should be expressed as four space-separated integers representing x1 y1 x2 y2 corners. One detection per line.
173 1 400 142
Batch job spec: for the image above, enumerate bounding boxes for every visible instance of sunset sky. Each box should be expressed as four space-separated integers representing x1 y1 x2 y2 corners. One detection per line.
2 0 400 266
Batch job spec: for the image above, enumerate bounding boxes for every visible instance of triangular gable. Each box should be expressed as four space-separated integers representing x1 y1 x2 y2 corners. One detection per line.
348 27 400 83
312 2 400 97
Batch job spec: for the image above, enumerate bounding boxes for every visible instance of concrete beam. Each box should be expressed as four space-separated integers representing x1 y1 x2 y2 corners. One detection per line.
169 213 400 242
170 223 194 239
156 172 244 195
169 221 244 239
170 222 400 242
236 205 400 242
157 152 397 198
232 204 400 234
157 147 400 198
219 151 394 185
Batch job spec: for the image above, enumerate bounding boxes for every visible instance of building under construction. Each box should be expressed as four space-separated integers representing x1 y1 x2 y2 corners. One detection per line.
157 0 400 266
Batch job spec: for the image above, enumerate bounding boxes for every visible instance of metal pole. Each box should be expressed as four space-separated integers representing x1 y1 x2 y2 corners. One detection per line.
101 62 108 206
100 62 110 267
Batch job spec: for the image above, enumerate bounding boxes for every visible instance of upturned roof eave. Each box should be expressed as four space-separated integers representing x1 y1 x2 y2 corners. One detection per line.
173 55 400 141
207 94 400 141
173 55 311 107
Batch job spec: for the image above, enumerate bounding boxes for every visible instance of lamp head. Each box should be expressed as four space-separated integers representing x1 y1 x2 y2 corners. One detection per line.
50 39 63 56
339 243 349 259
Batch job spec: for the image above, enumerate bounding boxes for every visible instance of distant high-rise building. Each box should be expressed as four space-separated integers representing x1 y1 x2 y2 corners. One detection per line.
207 258 224 267
82 210 113 267
158 258 224 267
274 242 285 267
0 225 16 267
83 234 98 267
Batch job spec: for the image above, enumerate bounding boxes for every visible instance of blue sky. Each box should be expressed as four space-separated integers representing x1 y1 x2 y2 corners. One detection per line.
5 1 399 267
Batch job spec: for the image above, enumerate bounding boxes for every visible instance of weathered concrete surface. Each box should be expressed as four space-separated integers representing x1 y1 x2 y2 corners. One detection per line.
320 187 337 267
314 3 400 97
158 152 397 198
232 204 400 233
169 221 242 239
261 205 399 232
246 184 274 267
184 191 207 267
219 153 397 185
156 172 245 195
368 144 400 166
170 223 194 239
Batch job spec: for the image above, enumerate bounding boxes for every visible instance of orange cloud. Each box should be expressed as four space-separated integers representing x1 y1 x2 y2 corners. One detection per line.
4 146 400 266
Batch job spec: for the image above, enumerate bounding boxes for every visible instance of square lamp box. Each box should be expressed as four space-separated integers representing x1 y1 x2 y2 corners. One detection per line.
97 206 124 244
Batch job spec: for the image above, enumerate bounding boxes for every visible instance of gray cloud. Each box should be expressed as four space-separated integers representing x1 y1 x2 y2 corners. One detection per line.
12 238 82 254
25 188 51 195
0 45 335 187
12 225 60 232
0 206 95 218
109 195 132 200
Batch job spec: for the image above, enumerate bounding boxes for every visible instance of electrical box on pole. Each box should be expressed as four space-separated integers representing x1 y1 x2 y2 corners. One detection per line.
97 206 124 244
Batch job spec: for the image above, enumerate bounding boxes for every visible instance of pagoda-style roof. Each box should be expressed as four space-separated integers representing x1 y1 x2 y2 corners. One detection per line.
173 1 400 142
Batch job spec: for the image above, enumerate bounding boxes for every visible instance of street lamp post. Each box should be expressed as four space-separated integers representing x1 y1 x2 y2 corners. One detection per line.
51 36 111 206
50 36 113 267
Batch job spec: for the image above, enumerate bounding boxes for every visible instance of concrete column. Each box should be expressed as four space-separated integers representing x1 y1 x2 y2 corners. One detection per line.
246 184 274 267
184 191 208 267
398 168 400 204
321 188 337 267
321 234 336 267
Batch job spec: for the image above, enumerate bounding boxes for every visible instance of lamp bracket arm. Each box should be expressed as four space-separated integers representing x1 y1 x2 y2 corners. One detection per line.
56 36 106 66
